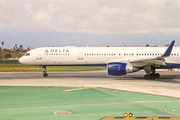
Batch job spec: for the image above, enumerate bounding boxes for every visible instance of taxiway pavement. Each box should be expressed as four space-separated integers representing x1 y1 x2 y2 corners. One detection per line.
0 71 180 98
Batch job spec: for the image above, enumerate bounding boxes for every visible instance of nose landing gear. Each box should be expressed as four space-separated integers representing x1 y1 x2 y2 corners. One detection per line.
43 72 48 77
40 65 48 77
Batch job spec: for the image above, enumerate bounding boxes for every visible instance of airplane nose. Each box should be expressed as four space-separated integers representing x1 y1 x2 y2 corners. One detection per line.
19 57 24 64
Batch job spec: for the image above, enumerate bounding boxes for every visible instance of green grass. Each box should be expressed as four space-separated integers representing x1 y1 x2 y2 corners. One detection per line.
0 64 106 72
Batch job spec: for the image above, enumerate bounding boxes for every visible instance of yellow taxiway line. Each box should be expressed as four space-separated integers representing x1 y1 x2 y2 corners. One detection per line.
64 87 96 92
101 117 180 120
134 101 180 103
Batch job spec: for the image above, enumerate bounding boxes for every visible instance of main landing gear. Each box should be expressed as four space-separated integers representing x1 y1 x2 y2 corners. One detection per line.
143 65 160 80
144 73 160 80
40 65 48 77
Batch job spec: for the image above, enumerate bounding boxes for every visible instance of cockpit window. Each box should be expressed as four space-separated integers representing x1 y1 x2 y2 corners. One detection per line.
25 53 30 56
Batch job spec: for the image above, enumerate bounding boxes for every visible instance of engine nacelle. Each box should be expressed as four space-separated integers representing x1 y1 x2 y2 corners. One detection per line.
107 62 139 76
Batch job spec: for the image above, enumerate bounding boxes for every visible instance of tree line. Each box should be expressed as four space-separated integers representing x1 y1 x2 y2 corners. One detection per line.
0 41 31 59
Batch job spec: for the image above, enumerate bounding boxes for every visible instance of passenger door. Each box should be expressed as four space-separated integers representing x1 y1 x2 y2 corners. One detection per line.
78 50 83 60
36 52 42 60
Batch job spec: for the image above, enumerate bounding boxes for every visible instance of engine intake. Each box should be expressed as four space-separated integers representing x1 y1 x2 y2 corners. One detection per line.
107 62 139 76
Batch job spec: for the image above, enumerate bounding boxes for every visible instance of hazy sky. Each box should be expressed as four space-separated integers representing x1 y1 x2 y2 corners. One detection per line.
0 0 180 48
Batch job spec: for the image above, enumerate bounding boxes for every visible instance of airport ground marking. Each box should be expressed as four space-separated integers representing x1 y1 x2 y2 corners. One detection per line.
64 87 96 92
54 111 71 114
134 101 180 103
101 117 180 120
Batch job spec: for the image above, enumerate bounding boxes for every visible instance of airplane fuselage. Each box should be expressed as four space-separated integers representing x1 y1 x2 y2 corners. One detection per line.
19 46 180 67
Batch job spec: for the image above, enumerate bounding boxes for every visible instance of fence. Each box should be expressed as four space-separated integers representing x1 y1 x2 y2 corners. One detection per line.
0 60 20 64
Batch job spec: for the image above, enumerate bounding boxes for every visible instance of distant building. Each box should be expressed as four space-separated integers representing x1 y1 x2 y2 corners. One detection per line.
19 52 26 55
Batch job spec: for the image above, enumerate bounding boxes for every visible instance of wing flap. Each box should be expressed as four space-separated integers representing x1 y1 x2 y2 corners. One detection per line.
129 58 166 67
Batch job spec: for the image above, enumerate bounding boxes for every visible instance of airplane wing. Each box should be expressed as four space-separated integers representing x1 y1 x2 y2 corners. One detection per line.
126 40 175 67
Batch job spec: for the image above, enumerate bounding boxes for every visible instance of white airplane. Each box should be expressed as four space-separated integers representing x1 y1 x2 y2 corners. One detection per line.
19 40 180 79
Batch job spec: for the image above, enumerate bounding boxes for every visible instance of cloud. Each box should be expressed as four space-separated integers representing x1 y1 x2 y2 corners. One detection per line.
0 0 180 34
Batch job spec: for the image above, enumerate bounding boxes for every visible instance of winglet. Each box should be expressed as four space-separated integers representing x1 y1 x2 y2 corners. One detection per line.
162 40 175 57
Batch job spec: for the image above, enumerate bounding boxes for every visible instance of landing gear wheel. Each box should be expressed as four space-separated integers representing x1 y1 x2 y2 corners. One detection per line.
43 73 48 77
155 73 160 78
150 74 156 80
41 65 48 77
144 75 150 80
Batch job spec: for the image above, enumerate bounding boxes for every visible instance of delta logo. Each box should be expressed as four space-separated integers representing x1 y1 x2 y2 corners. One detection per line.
45 49 69 53
45 50 49 53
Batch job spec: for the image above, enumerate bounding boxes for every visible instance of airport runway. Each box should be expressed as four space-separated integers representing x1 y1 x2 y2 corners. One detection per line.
1 71 180 98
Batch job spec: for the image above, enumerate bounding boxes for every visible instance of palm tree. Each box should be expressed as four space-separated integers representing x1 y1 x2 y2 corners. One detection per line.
0 47 1 58
1 41 4 52
15 44 17 50
1 41 4 59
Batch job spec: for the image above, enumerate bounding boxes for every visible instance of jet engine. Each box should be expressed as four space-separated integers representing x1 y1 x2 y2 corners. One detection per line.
107 62 139 76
